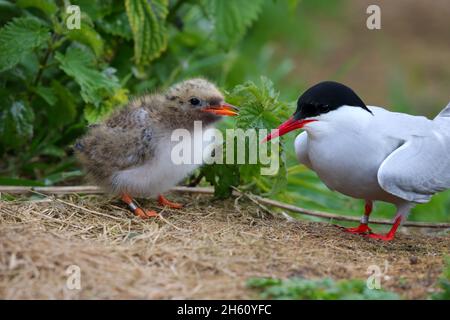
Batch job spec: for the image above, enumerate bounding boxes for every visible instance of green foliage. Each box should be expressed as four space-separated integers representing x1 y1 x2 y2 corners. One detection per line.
0 97 34 148
125 0 168 65
247 277 400 300
210 0 265 49
55 47 120 107
0 17 50 72
432 258 450 300
202 77 290 198
16 0 58 15
0 0 280 187
0 0 448 226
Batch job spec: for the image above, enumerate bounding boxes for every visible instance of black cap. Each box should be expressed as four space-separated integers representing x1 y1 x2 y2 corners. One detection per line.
294 81 372 120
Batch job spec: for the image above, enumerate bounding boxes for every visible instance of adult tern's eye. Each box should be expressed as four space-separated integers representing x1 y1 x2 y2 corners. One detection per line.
189 97 201 106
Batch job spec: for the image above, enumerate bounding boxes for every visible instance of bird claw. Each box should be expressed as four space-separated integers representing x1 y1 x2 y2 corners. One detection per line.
334 224 372 234
158 195 183 209
346 224 372 234
363 232 395 241
134 208 159 219
336 224 395 240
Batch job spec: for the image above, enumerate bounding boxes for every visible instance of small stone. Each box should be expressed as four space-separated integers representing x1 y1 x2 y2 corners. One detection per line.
409 256 419 265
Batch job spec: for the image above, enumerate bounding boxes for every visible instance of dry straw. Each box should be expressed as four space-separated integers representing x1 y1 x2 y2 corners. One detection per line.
1 185 449 228
0 191 448 299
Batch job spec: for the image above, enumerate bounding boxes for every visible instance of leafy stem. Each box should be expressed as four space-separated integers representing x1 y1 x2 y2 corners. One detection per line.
28 33 65 103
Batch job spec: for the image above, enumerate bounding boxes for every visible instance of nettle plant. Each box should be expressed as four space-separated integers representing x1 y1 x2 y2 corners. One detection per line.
0 0 290 196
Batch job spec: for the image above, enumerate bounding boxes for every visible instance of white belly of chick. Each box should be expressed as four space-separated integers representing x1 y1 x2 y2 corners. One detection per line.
112 131 216 197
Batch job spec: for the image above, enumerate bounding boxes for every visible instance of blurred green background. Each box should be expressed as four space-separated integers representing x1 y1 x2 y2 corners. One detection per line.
1 0 449 226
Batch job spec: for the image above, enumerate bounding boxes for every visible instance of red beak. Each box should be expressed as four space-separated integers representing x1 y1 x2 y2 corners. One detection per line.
201 103 239 116
262 117 317 142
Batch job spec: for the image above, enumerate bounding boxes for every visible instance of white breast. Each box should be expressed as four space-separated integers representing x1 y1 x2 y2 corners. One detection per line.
112 130 216 197
298 106 404 203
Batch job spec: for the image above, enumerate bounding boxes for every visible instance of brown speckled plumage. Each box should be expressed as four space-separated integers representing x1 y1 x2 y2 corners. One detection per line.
75 78 226 195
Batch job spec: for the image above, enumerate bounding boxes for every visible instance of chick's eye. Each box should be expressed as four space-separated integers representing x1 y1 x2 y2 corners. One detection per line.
189 97 201 106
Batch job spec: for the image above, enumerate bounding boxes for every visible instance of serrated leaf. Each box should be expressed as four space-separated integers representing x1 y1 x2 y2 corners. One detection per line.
55 47 120 106
125 0 168 65
0 97 34 148
202 77 289 197
0 17 50 72
66 22 104 57
230 76 290 130
211 0 265 48
16 0 57 15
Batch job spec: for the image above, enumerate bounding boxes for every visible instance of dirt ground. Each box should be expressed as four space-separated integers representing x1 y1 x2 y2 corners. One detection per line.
0 192 448 299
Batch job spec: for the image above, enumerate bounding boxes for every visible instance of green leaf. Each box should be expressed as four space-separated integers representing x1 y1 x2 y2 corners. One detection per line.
0 97 34 148
230 76 290 130
98 12 132 40
66 22 104 57
203 164 240 199
16 0 58 15
211 0 265 48
84 87 129 124
201 77 289 198
55 47 120 106
51 80 77 124
125 0 168 65
0 17 50 72
35 80 78 127
71 0 113 20
34 85 57 106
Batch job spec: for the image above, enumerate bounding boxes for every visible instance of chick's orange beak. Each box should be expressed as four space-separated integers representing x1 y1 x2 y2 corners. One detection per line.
201 103 239 116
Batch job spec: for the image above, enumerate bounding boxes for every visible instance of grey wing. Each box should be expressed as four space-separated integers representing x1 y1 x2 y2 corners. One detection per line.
377 132 450 203
75 107 154 171
77 126 154 169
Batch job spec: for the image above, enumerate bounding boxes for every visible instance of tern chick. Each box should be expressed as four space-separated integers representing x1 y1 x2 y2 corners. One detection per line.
75 78 238 218
264 81 450 241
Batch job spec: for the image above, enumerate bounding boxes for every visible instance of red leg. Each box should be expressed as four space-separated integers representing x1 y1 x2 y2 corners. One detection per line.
365 216 402 241
336 200 373 234
158 194 183 209
121 193 158 219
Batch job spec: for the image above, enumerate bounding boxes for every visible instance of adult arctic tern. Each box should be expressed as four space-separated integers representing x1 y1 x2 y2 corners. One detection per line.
263 81 450 241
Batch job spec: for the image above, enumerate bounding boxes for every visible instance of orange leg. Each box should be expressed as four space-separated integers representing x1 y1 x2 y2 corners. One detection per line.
158 194 183 209
121 193 158 219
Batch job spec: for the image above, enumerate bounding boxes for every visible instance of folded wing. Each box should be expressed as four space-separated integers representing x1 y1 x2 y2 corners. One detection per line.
378 129 450 203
